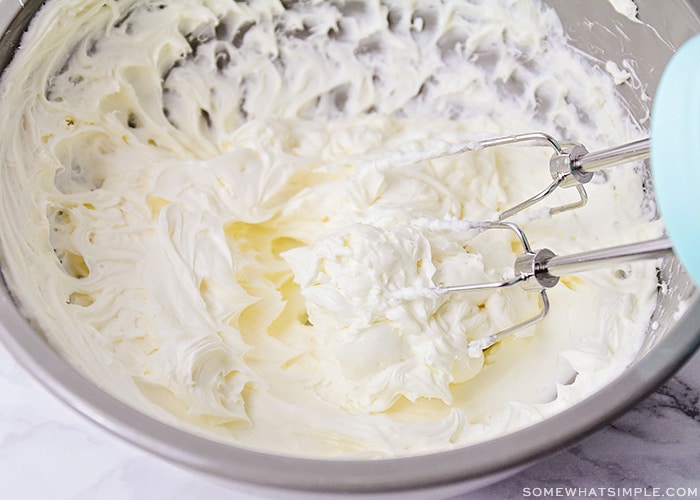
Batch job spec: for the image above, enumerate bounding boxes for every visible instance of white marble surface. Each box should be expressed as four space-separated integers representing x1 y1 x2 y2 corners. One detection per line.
0 339 698 500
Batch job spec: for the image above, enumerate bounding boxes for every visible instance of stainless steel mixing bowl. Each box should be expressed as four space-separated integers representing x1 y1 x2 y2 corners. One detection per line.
1 1 699 497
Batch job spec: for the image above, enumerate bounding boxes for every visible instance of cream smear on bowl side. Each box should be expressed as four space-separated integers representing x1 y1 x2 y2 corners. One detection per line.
0 0 662 458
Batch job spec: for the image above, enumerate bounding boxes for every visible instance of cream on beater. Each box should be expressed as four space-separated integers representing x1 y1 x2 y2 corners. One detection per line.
0 0 662 457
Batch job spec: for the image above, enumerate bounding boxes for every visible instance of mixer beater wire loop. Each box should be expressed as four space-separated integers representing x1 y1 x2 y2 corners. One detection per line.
394 220 556 353
463 132 651 220
397 219 672 353
470 230 669 351
475 132 588 220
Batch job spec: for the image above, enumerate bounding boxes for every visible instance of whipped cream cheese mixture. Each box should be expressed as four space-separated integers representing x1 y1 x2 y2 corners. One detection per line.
0 0 662 457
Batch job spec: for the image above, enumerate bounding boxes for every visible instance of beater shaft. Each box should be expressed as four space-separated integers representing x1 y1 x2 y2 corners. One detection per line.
529 237 671 287
573 137 650 174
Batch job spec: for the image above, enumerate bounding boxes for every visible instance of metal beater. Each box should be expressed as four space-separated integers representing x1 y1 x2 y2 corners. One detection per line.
396 132 672 353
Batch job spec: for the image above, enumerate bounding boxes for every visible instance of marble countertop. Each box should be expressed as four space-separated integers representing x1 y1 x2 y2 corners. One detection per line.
0 340 698 500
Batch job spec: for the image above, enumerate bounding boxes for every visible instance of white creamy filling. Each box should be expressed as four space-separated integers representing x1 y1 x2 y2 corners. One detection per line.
608 0 641 23
0 0 662 457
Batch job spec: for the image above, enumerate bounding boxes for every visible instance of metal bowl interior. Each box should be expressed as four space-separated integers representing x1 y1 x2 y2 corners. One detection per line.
0 0 699 497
